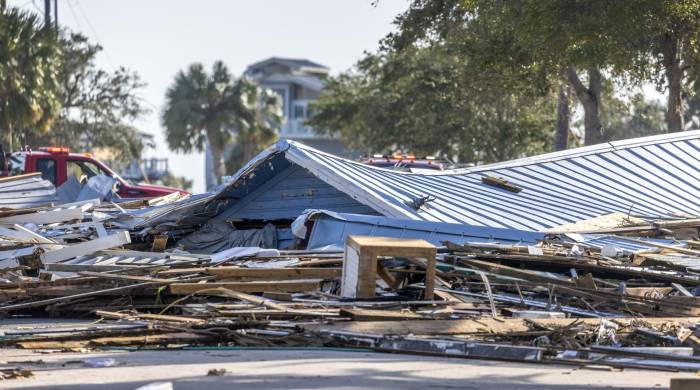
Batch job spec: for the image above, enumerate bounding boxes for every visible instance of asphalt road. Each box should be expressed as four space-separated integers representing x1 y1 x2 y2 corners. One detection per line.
0 318 692 389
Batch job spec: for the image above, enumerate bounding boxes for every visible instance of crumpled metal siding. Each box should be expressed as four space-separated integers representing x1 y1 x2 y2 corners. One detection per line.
283 131 700 231
301 209 545 251
0 174 61 209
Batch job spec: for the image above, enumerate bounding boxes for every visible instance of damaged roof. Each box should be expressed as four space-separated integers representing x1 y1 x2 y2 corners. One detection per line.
139 130 700 231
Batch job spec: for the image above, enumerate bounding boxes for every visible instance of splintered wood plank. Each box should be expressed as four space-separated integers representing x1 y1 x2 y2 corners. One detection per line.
168 279 323 294
89 332 211 346
205 288 288 311
215 309 338 318
40 231 131 264
339 308 428 321
0 207 84 225
310 317 700 336
77 271 180 284
96 310 206 324
160 267 341 280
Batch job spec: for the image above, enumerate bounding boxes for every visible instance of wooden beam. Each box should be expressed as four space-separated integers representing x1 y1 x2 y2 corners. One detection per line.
96 310 205 324
339 308 428 321
159 267 341 280
215 309 338 318
77 271 182 284
310 317 700 336
205 287 288 311
40 231 131 263
0 207 84 225
459 258 575 287
169 279 323 294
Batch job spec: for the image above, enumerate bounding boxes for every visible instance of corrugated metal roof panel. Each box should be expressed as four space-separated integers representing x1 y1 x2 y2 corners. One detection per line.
281 131 700 230
0 174 61 209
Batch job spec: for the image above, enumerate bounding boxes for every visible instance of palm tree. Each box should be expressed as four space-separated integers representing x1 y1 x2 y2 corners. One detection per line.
227 78 282 172
0 4 62 150
162 61 281 186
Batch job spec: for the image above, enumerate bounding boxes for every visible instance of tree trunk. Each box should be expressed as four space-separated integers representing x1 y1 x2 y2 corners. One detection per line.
662 34 684 132
4 125 13 152
554 83 570 151
566 66 604 145
242 131 255 163
206 130 225 186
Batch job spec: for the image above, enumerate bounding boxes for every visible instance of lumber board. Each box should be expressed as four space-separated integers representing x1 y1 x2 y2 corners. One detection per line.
215 309 338 318
310 317 700 336
96 310 205 324
77 271 182 284
205 287 288 311
0 207 84 225
339 308 428 321
459 254 700 286
159 267 342 279
168 279 324 294
460 258 575 286
40 231 131 263
84 333 212 347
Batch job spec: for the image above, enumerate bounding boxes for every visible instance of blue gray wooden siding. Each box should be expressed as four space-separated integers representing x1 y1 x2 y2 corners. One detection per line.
216 164 379 221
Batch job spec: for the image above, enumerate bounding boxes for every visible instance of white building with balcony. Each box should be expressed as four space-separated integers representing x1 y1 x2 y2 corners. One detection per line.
244 57 344 154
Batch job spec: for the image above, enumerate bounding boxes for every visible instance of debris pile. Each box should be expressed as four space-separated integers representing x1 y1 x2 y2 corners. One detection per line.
3 132 700 373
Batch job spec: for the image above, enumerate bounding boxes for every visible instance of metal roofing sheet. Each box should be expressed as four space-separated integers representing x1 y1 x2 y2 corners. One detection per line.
0 174 61 209
280 131 700 230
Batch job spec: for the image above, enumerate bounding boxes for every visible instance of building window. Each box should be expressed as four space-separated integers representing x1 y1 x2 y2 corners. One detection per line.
294 105 305 119
36 158 56 184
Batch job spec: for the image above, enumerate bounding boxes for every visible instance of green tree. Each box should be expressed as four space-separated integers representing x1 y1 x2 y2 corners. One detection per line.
0 5 61 151
25 33 148 163
157 172 193 192
162 61 281 185
585 80 667 142
309 45 555 164
624 0 700 132
224 79 282 173
387 0 656 146
391 0 700 141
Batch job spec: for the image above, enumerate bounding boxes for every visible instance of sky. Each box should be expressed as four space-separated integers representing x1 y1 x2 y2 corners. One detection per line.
11 0 410 193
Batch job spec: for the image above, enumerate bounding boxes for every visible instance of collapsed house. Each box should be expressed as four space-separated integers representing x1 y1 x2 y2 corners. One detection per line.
122 130 700 251
4 131 700 375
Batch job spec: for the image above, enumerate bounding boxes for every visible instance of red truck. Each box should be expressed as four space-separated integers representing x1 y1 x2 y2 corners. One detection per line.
0 146 188 199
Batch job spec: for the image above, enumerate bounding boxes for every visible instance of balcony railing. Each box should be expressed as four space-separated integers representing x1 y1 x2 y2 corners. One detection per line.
281 119 320 139
279 100 337 140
